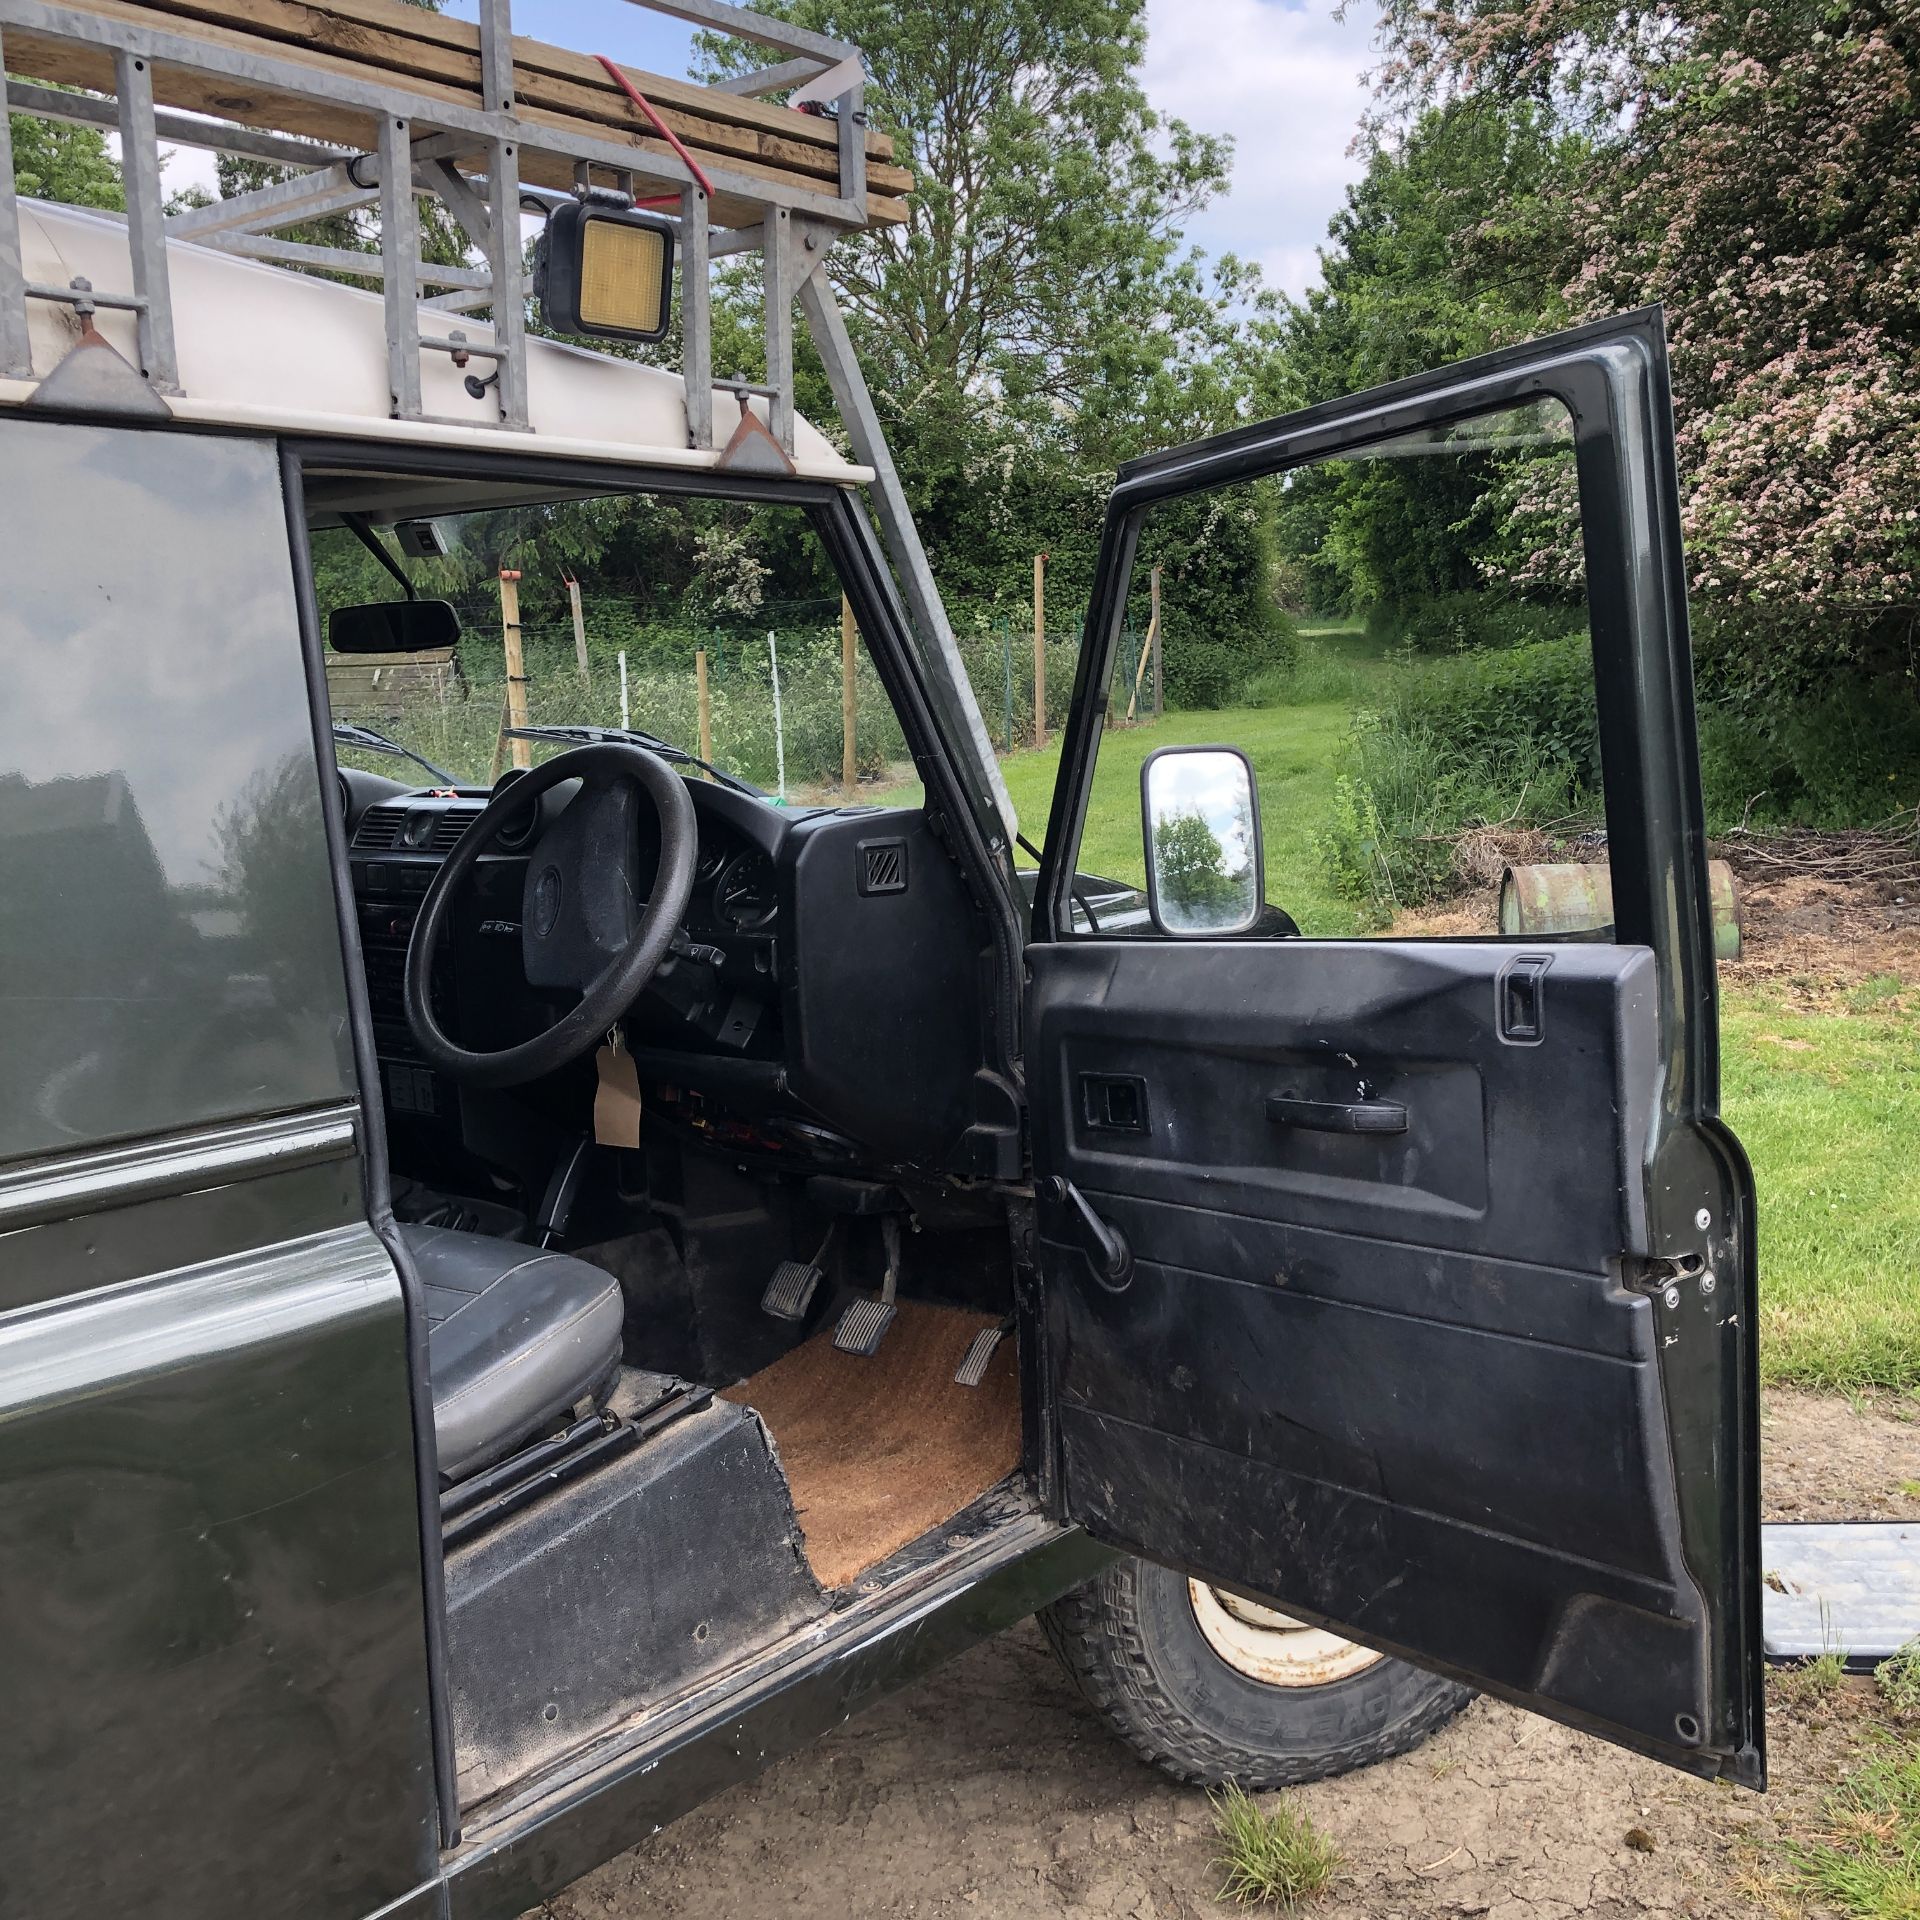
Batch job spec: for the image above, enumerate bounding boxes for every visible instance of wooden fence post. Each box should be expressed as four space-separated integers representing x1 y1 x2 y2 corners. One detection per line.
695 646 713 773
1032 551 1047 749
565 574 590 685
498 569 530 770
840 593 858 796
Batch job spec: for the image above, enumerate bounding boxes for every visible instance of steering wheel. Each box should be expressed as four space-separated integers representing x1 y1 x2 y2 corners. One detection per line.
403 742 698 1087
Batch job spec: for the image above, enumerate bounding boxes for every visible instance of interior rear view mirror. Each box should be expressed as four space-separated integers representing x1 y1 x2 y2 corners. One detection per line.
1141 744 1265 936
329 598 462 655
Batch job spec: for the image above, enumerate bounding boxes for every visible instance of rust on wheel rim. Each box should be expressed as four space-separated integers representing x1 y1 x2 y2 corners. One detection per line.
1186 1580 1385 1688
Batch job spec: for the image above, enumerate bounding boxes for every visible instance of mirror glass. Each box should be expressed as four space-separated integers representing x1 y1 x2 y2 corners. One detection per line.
1142 747 1262 935
328 598 462 655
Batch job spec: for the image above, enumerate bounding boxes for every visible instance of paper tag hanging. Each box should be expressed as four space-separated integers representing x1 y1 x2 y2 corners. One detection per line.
594 1030 642 1148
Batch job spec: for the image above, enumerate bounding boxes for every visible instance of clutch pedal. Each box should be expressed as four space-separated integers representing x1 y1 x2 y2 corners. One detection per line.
833 1216 901 1356
761 1259 824 1323
954 1316 1014 1388
761 1228 835 1323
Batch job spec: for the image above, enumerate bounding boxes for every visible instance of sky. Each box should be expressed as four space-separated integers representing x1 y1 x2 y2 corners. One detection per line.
1140 0 1379 302
163 0 1379 304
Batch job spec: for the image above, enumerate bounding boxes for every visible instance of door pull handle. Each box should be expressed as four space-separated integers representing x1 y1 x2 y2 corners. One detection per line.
1040 1175 1134 1289
1265 1095 1407 1135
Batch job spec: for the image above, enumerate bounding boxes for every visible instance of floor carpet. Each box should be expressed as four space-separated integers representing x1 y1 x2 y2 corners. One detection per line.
724 1300 1020 1589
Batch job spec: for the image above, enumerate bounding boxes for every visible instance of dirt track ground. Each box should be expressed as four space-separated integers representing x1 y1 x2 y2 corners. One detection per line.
542 1390 1918 1920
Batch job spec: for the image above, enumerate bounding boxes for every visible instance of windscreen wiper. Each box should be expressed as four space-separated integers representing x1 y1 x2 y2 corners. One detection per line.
331 720 458 787
504 723 764 798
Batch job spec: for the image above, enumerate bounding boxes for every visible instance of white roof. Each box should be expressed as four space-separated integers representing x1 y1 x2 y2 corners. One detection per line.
1 200 870 484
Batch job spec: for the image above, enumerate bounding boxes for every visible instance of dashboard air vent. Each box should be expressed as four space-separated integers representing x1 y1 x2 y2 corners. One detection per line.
353 804 408 851
429 807 483 853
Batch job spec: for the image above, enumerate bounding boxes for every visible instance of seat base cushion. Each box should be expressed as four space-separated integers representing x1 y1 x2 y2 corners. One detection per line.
402 1224 625 1483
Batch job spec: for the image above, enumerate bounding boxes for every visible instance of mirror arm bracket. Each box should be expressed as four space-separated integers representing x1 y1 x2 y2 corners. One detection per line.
342 512 417 601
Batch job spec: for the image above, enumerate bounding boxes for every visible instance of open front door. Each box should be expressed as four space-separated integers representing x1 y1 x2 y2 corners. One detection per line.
1027 311 1762 1786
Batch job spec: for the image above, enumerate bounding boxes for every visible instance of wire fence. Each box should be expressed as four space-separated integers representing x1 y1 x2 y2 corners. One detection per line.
328 585 1162 799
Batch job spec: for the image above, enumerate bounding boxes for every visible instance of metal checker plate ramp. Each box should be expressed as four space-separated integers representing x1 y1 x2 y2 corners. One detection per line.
1761 1521 1920 1665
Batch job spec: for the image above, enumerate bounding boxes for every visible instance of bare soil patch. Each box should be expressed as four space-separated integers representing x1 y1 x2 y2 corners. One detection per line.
1765 1386 1920 1521
1388 824 1920 1002
537 1394 1916 1920
1716 831 1920 999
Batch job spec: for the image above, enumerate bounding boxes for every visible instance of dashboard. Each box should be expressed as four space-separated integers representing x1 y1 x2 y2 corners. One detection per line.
338 762 989 1173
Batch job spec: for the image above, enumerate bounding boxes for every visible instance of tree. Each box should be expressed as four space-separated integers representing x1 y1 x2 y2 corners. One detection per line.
8 110 122 211
1269 97 1586 622
695 0 1294 667
1152 806 1246 925
1369 0 1920 631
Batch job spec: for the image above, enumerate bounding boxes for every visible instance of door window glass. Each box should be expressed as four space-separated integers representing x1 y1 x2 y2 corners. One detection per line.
0 420 354 1163
1063 398 1620 945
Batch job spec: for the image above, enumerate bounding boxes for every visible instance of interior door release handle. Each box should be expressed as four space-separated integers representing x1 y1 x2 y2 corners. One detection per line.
1265 1095 1408 1135
1040 1175 1134 1289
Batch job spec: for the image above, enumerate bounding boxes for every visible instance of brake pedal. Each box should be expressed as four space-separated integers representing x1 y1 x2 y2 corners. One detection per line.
833 1216 901 1356
955 1316 1014 1388
832 1294 897 1356
761 1258 824 1323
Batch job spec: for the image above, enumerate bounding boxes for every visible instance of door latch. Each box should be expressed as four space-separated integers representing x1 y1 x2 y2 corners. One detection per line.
1040 1176 1134 1291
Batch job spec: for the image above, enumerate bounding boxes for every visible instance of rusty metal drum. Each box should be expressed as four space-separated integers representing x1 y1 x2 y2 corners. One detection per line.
1499 861 1742 960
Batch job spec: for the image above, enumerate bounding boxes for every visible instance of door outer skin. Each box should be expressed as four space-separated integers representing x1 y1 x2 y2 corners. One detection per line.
0 419 441 1918
1028 311 1763 1787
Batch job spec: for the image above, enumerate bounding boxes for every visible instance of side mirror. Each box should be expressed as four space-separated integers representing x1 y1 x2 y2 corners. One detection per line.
328 599 462 655
1141 745 1265 936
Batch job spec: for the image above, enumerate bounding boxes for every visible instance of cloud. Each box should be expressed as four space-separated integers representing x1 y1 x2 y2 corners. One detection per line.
1144 0 1379 304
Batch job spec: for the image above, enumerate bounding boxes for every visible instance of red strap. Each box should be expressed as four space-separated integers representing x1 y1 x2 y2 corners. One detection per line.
593 54 716 207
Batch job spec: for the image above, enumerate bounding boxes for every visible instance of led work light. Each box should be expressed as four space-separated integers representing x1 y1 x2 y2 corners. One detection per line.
534 201 676 343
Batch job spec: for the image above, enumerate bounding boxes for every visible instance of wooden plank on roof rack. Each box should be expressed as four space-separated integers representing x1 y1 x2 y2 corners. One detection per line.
5 0 912 226
125 0 910 191
211 0 899 162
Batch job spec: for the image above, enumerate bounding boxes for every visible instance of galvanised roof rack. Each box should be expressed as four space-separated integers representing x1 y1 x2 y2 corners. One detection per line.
0 0 1019 834
0 0 901 445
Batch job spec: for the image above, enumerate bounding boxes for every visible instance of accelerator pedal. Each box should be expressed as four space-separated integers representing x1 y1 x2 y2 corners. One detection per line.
955 1315 1015 1388
833 1216 902 1356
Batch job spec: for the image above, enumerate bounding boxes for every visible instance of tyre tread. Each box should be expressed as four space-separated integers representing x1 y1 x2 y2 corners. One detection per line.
1040 1564 1472 1790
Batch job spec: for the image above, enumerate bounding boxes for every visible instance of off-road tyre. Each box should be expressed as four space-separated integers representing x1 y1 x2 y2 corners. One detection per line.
1040 1555 1473 1789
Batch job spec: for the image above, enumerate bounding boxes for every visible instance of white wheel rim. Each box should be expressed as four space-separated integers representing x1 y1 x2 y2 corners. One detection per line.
1187 1580 1385 1688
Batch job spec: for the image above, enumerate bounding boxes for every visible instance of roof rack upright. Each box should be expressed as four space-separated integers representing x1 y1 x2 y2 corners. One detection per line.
0 0 1020 838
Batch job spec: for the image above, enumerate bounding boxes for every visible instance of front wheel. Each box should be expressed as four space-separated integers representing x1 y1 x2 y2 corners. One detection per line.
1040 1556 1472 1789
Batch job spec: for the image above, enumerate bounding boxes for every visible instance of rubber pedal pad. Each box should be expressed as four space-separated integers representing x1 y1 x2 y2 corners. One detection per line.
954 1320 1012 1388
761 1258 824 1323
833 1295 897 1357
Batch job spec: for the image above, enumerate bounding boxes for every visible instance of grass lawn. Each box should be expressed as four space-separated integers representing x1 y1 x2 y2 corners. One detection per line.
1723 981 1920 1393
1001 622 1394 937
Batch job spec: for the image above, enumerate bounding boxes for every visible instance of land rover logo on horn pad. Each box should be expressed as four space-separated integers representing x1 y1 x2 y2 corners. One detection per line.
530 865 563 938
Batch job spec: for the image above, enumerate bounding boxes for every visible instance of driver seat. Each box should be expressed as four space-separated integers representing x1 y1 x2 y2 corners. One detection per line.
401 1224 626 1484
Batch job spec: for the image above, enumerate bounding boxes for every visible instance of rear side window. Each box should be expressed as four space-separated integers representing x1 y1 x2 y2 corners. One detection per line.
0 420 354 1163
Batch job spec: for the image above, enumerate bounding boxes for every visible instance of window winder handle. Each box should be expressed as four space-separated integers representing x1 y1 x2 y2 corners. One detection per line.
1040 1175 1134 1290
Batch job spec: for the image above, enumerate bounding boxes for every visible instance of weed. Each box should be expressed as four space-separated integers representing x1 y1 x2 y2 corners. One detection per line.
1849 975 1909 1014
1784 1737 1920 1917
1210 1785 1342 1910
1899 1482 1920 1500
1780 1649 1852 1709
1878 1643 1920 1723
